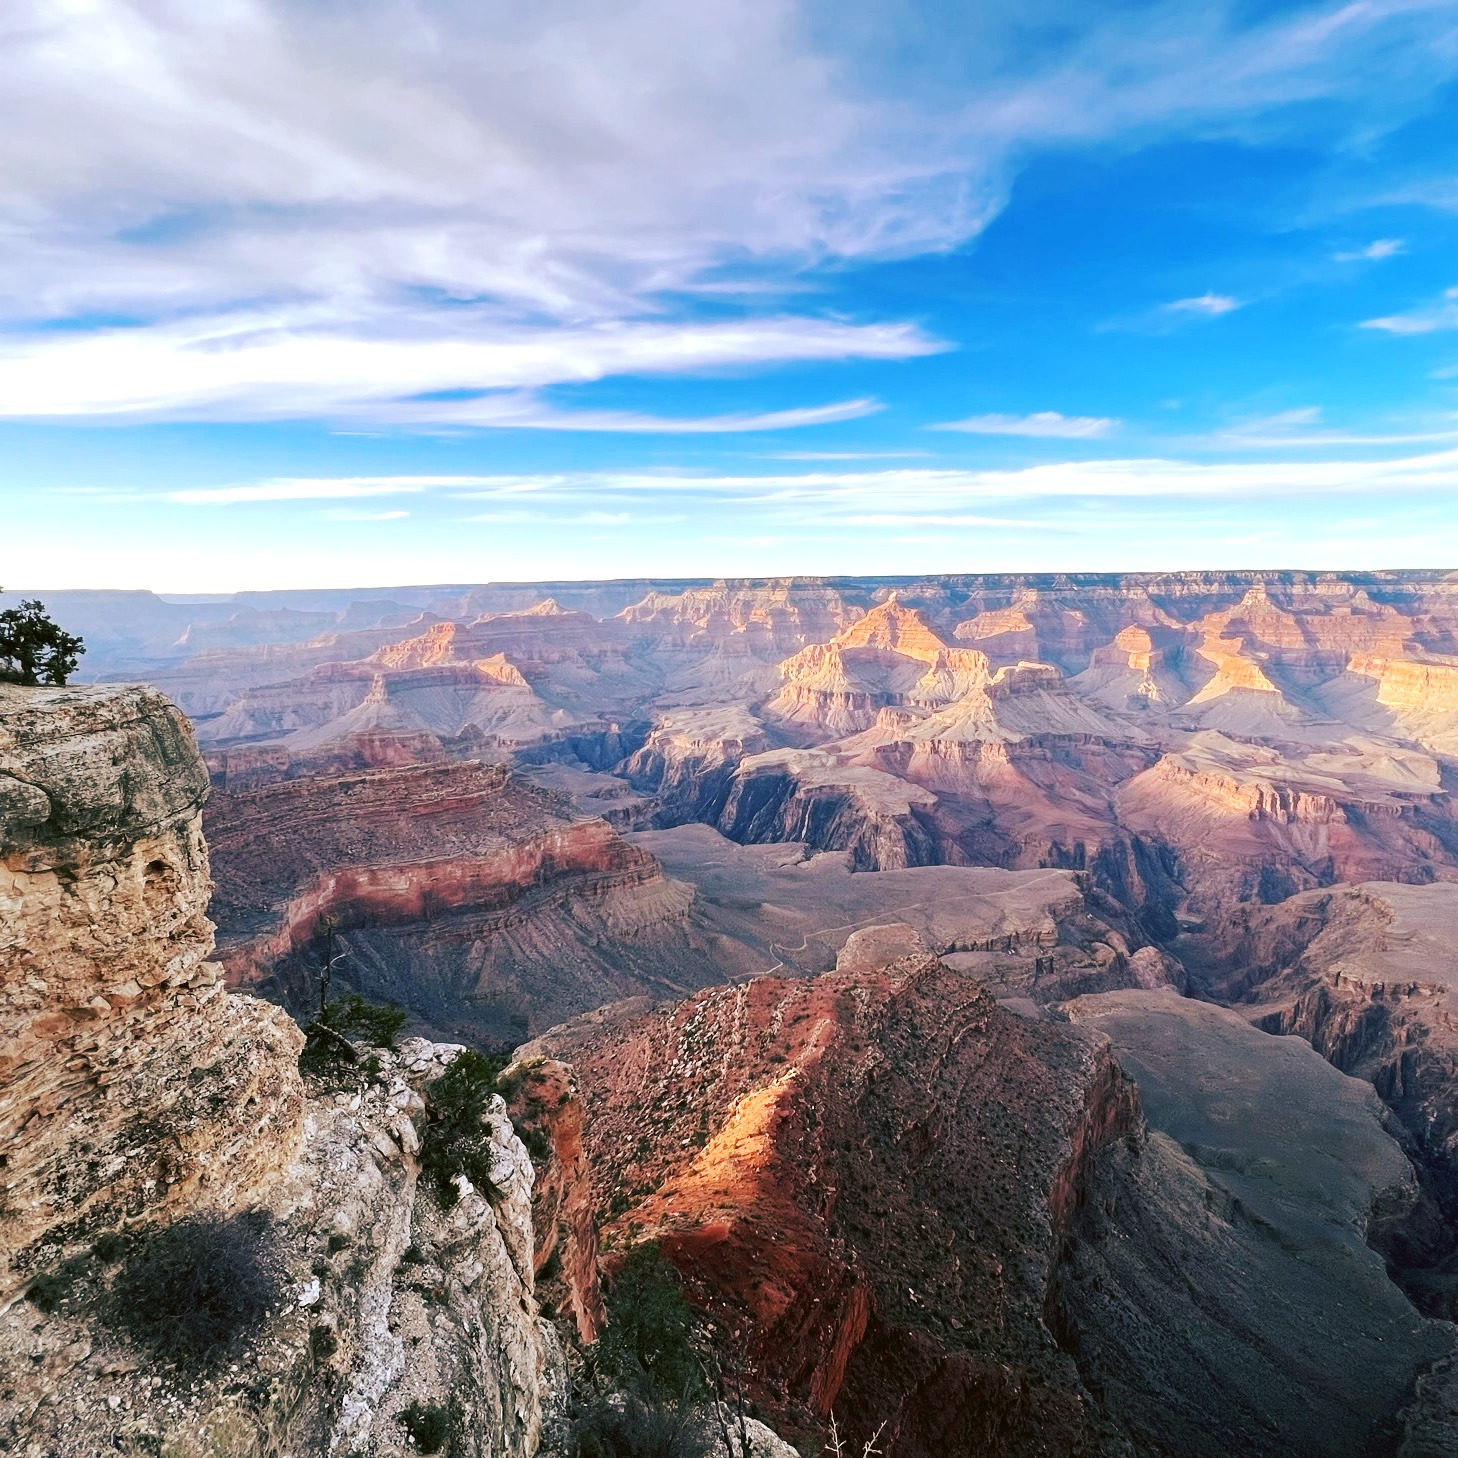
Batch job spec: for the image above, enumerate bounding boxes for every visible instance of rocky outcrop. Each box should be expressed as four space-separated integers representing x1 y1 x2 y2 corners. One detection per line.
531 952 1144 1457
617 579 857 654
1117 741 1458 922
273 1039 561 1458
1058 989 1457 1458
3 1035 564 1458
0 685 563 1457
715 749 941 870
766 601 992 738
621 705 772 827
499 1058 606 1344
1199 882 1458 1308
0 684 305 1293
534 945 1458 1458
206 763 659 980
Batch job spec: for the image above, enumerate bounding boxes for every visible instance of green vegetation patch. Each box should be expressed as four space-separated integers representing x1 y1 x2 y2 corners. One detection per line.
420 1050 511 1208
568 1391 708 1458
594 1243 703 1402
299 992 410 1078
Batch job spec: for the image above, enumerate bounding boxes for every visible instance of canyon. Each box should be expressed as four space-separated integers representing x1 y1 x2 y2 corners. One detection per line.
11 570 1458 1454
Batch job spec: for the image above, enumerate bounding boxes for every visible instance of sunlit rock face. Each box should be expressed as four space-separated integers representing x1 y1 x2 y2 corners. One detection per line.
0 684 306 1294
534 945 1458 1458
531 949 1143 1457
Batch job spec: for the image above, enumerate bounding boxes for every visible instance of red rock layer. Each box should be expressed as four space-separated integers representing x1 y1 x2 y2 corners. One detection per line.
205 760 659 988
532 953 1139 1458
501 1058 607 1344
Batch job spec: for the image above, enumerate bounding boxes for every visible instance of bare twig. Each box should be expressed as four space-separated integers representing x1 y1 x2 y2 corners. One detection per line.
824 1415 887 1458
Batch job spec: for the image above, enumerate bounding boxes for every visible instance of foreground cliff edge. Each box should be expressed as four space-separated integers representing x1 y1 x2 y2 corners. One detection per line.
0 685 561 1457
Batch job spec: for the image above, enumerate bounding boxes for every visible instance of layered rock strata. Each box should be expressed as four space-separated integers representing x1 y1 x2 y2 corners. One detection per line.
0 684 305 1293
0 685 562 1458
205 761 718 1041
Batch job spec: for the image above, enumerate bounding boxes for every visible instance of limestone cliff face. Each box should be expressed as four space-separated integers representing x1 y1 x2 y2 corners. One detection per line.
0 684 305 1294
0 686 562 1458
268 1040 563 1458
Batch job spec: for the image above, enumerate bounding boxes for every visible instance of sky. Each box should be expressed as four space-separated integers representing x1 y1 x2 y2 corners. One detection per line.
5 0 1458 591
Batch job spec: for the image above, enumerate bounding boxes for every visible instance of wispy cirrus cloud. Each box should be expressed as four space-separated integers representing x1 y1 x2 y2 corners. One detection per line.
1164 293 1242 318
0 313 927 425
767 450 931 460
163 445 1458 516
383 396 886 433
1363 285 1458 334
1335 238 1405 262
934 411 1118 439
1208 405 1458 448
1 0 1455 431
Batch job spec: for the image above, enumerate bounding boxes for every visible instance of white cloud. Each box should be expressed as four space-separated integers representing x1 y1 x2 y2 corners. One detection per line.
1362 286 1458 334
171 479 439 505
1164 293 1242 317
162 445 1458 513
1210 404 1458 448
382 396 886 433
0 0 991 331
0 1 1453 423
1335 238 1405 261
1228 406 1326 432
935 411 1117 438
0 314 928 423
767 450 931 460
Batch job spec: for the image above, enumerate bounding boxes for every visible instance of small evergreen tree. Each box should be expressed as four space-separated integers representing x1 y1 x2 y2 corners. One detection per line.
595 1244 704 1401
0 590 85 686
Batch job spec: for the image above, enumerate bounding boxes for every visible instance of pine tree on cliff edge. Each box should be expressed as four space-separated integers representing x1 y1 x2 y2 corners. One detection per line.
0 589 85 686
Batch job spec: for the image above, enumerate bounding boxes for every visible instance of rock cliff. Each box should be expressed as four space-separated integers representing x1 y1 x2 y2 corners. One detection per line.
205 760 724 1043
0 685 562 1458
534 946 1458 1457
530 951 1144 1457
1197 880 1458 1311
0 684 304 1295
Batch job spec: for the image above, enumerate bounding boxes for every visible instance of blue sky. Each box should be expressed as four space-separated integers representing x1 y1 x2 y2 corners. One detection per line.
5 0 1458 590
